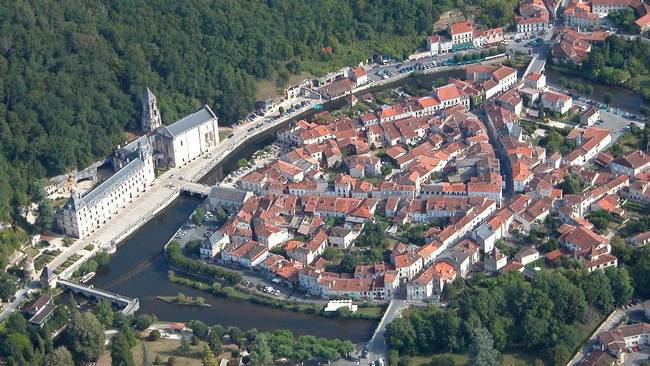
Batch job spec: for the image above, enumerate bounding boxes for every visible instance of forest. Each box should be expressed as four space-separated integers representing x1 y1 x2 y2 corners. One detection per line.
386 265 638 366
0 0 518 219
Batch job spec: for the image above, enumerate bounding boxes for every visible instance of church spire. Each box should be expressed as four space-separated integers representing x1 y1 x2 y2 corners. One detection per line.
141 87 162 132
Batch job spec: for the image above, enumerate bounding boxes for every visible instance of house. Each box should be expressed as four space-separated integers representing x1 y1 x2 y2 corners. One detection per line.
515 0 551 34
428 35 453 55
596 323 650 362
23 294 57 328
221 241 269 268
627 180 650 203
473 27 504 48
627 231 650 247
514 246 540 265
207 186 253 211
580 107 600 126
200 231 231 260
524 72 546 90
328 226 357 249
485 247 508 272
406 261 457 301
450 21 474 47
609 150 650 177
558 225 618 272
563 127 612 166
541 91 573 115
496 89 523 115
552 30 595 65
320 78 355 99
564 0 601 30
351 67 368 85
473 208 515 252
393 252 424 282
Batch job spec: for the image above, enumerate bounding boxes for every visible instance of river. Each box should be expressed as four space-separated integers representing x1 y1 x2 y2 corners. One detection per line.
92 195 375 341
90 69 466 341
545 69 649 114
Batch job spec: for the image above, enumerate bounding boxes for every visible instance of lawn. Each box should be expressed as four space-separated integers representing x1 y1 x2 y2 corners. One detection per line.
406 351 544 366
616 131 642 152
218 129 232 141
356 306 385 319
98 337 214 366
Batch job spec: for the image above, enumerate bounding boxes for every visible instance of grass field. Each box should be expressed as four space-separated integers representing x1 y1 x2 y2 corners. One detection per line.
406 350 543 366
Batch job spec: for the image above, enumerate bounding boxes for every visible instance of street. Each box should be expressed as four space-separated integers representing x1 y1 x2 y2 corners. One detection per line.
329 300 407 366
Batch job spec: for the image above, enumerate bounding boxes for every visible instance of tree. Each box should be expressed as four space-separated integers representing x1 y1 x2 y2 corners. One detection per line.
34 199 55 233
631 247 650 298
605 267 634 307
44 346 74 366
135 314 155 331
338 252 358 274
111 333 135 366
190 320 210 340
149 330 161 341
382 163 393 176
468 326 500 366
202 345 218 366
95 300 115 327
321 247 340 261
562 174 582 194
192 208 205 225
178 338 191 355
581 270 614 314
0 272 17 301
65 312 106 364
611 236 635 264
207 332 222 354
249 335 274 366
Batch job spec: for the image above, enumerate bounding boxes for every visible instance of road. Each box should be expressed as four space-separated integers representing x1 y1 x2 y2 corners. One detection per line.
330 299 407 366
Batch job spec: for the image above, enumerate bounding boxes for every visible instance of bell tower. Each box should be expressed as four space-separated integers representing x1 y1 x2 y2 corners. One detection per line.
141 87 162 132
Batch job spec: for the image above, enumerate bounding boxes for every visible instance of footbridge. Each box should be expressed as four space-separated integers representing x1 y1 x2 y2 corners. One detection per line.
57 279 140 315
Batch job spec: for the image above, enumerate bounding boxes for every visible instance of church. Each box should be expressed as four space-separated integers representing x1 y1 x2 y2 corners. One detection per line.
58 88 221 238
141 88 220 168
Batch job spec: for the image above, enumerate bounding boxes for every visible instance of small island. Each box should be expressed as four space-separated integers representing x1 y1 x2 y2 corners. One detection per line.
156 293 211 307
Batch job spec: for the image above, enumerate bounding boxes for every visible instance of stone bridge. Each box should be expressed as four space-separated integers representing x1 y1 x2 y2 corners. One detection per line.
57 279 140 315
180 181 212 197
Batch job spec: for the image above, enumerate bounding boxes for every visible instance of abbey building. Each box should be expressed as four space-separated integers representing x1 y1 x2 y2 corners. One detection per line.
58 88 220 238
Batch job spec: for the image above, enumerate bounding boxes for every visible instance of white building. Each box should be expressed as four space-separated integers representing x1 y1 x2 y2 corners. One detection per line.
200 231 231 260
450 21 474 46
428 35 453 55
154 105 220 168
58 144 155 238
541 91 573 114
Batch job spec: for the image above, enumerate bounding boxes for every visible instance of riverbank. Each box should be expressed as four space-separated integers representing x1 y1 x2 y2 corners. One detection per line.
167 269 384 321
546 65 649 114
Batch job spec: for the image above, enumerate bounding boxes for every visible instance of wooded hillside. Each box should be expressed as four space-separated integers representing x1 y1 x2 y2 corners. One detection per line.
0 0 516 217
